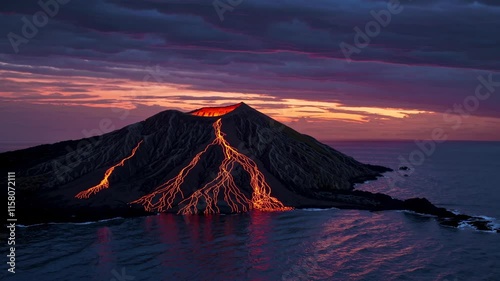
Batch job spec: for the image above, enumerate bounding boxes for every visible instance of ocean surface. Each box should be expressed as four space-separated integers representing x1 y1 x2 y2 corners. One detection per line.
3 141 500 281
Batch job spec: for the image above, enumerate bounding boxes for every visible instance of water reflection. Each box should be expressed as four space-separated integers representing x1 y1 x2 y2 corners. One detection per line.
14 141 500 281
96 227 114 280
247 210 273 275
62 210 495 281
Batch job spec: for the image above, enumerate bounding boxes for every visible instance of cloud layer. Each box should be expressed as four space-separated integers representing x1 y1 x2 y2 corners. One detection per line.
1 0 500 144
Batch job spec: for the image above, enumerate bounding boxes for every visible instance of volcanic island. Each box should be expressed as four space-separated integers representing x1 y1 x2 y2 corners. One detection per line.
1 103 497 232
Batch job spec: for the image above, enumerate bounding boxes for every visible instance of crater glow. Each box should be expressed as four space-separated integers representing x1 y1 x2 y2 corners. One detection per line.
190 103 242 117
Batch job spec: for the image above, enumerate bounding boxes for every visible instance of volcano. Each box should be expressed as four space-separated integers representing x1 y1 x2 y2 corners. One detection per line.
1 103 498 232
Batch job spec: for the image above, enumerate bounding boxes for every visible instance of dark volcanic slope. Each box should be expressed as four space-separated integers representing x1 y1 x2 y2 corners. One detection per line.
2 103 496 232
226 104 389 192
0 103 389 223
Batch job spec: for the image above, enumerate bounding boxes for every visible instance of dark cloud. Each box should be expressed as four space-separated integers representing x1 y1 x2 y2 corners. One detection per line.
2 0 499 67
0 0 500 123
2 92 100 100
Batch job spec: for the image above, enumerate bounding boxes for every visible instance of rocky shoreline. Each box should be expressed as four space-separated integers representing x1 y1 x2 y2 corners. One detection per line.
308 190 499 233
14 188 499 233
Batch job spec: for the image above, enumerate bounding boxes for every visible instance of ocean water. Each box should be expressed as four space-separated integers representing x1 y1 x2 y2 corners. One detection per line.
3 141 500 281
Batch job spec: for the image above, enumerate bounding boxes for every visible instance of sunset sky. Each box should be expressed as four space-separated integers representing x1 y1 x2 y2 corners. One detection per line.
1 0 500 147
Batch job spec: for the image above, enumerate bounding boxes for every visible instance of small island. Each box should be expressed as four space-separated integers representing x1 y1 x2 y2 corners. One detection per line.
1 103 498 232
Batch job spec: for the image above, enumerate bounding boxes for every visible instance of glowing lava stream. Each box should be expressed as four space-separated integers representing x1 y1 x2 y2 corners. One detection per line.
130 143 215 211
131 119 292 214
75 140 143 199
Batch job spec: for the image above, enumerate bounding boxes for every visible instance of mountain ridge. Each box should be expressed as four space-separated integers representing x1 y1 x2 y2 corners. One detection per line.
1 103 498 232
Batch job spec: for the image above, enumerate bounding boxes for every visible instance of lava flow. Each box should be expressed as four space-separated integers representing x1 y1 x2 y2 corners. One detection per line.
130 143 215 211
190 103 242 117
132 118 292 214
75 140 143 199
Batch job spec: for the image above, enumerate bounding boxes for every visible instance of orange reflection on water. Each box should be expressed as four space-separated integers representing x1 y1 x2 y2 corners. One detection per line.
96 226 115 279
248 211 273 275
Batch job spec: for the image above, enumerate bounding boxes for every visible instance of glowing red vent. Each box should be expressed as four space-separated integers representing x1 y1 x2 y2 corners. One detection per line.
190 103 242 117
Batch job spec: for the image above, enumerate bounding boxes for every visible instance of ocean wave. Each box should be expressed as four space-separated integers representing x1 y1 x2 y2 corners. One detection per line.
300 207 338 212
457 221 476 230
17 217 124 228
397 210 437 218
